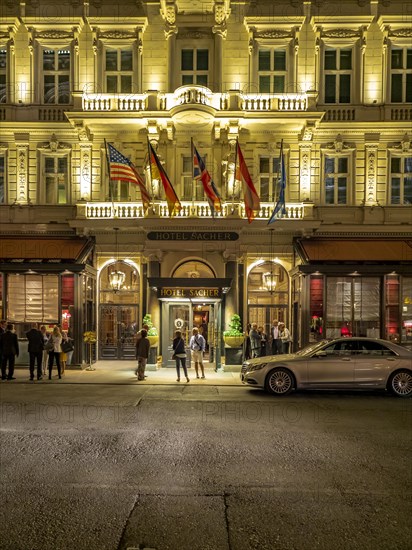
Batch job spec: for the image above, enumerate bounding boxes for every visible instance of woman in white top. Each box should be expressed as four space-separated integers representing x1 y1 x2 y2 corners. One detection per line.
279 323 291 354
48 326 63 379
189 327 206 379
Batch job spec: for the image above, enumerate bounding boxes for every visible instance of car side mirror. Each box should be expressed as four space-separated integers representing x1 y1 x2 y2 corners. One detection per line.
314 350 327 357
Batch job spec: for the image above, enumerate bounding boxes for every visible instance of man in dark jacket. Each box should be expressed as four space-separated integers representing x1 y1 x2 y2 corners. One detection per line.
0 319 6 376
26 323 44 381
0 323 19 380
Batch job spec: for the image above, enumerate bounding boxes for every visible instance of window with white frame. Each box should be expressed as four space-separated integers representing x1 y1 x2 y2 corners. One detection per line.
324 47 352 104
390 155 412 205
324 155 349 204
7 274 59 322
42 49 71 104
181 48 209 86
105 47 133 93
258 49 287 93
390 47 412 103
259 156 281 202
44 155 69 204
0 155 5 203
0 48 6 103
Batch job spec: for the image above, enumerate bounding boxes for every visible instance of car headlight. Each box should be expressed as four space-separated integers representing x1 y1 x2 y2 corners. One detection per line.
248 362 267 372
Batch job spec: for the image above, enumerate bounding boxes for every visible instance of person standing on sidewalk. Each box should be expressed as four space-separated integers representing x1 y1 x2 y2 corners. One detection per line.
0 323 19 380
135 329 150 381
249 323 262 358
189 327 206 379
26 324 44 381
48 326 62 380
40 325 50 375
173 330 189 383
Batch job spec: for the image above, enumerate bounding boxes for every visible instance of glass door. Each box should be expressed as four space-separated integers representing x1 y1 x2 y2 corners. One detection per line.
166 304 192 367
99 304 138 359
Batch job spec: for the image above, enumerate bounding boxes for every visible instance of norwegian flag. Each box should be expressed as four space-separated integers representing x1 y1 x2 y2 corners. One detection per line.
192 141 222 216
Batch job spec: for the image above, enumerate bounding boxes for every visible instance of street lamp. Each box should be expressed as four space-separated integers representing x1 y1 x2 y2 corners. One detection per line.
109 227 125 292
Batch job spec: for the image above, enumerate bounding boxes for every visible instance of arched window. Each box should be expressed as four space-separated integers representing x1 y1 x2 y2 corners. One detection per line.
172 260 216 278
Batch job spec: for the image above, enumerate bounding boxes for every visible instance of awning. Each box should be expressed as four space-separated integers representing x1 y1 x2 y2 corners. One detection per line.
0 237 95 273
296 239 412 263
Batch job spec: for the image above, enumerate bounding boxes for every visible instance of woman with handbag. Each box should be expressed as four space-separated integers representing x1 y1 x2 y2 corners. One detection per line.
48 326 62 379
279 322 291 354
60 331 74 374
172 330 189 383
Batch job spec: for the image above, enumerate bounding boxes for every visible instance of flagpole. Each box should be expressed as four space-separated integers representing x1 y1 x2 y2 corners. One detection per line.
191 137 195 211
232 138 238 214
104 139 116 219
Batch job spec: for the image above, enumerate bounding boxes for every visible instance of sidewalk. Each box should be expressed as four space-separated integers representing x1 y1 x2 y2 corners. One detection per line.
4 361 243 386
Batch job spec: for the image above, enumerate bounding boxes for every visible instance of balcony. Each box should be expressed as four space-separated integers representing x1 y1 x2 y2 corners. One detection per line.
77 87 311 114
76 200 314 221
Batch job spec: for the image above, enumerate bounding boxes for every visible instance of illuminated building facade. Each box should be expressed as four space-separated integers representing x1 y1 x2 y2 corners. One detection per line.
0 0 411 366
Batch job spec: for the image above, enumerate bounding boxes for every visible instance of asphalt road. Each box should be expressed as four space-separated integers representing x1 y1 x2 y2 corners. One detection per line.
0 383 411 550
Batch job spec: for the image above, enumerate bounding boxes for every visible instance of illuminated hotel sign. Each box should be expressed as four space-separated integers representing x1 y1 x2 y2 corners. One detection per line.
148 232 239 241
159 288 222 298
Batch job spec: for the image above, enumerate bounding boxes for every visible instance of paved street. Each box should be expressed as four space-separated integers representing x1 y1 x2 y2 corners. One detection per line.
0 379 411 550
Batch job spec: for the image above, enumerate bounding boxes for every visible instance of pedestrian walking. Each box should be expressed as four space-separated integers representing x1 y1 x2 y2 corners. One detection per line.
40 325 50 375
189 327 206 379
173 330 189 383
270 319 282 355
48 326 62 379
26 323 44 381
249 323 262 358
0 323 19 380
135 329 150 381
279 322 291 354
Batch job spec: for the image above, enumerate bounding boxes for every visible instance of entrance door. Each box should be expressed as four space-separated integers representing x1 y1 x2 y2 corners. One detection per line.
99 305 138 359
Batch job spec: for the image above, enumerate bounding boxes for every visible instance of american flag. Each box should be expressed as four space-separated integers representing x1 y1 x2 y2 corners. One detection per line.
107 143 151 211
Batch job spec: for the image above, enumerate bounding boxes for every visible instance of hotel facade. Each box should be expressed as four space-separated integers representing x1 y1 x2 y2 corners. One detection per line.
0 0 411 368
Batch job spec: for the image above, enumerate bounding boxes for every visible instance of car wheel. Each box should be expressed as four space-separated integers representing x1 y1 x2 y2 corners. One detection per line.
265 368 295 396
388 370 412 398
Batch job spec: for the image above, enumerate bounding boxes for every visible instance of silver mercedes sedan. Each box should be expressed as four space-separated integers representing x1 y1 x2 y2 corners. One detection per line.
241 338 412 398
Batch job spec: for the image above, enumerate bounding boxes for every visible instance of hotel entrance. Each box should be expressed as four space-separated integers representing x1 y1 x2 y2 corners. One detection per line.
161 300 222 368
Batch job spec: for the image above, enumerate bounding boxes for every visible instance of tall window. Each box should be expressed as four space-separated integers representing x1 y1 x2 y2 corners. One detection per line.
44 156 68 204
7 274 59 322
324 48 352 103
105 48 133 93
390 156 412 204
181 49 209 86
324 156 349 204
182 156 203 200
259 156 280 202
258 49 287 93
0 155 5 203
43 49 70 104
0 49 6 103
390 48 412 103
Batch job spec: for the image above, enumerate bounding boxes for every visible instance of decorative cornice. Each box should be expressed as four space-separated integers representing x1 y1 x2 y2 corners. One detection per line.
38 134 71 151
100 30 136 40
37 30 73 40
256 30 293 39
322 29 360 39
178 31 210 39
389 28 412 38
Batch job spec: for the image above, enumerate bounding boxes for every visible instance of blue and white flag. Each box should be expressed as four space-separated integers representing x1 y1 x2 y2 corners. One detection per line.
268 141 287 225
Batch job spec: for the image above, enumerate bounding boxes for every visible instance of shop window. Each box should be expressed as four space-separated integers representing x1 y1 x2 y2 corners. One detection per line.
42 49 71 104
390 47 412 103
7 274 59 323
258 49 287 93
325 276 380 339
309 275 324 342
402 277 412 343
44 155 69 204
181 48 209 87
385 274 400 343
259 156 280 202
0 49 6 103
0 155 5 203
61 274 74 332
324 47 352 104
390 156 412 205
324 155 349 204
105 48 133 93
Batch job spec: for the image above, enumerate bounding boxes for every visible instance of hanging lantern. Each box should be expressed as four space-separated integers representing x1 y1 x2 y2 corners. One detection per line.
109 227 125 292
262 271 277 292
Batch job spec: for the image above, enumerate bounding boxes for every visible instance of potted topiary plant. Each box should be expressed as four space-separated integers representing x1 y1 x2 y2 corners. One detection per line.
223 314 245 347
142 314 159 347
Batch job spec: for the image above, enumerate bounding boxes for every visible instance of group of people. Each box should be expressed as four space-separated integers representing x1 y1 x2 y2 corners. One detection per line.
246 319 291 359
0 320 74 381
134 323 207 383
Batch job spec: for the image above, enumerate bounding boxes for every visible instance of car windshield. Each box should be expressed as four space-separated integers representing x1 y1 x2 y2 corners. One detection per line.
295 340 330 356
